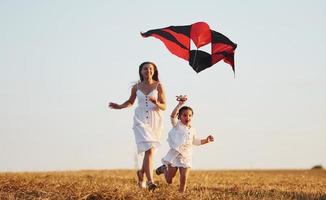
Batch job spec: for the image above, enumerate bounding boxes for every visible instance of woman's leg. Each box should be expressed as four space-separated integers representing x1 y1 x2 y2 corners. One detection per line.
179 167 190 192
164 164 178 184
142 148 154 183
137 168 145 188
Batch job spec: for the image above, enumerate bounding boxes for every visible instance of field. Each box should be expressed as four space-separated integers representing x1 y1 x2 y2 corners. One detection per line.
0 170 325 200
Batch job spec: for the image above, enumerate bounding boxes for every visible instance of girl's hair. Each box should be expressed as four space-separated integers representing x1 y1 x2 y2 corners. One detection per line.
139 62 159 82
177 106 194 119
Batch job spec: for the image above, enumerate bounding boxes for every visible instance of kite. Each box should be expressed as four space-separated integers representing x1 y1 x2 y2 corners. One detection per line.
141 22 237 74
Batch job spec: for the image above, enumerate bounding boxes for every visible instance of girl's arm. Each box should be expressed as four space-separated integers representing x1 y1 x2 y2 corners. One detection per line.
169 95 187 126
149 83 166 111
170 95 187 118
200 135 214 144
193 135 214 145
109 85 137 110
170 100 184 118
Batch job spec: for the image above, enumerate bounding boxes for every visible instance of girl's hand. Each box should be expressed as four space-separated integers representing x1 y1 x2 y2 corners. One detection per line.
176 95 187 104
206 135 214 143
109 102 121 109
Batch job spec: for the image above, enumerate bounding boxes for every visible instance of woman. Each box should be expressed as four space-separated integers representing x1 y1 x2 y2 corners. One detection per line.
109 62 166 190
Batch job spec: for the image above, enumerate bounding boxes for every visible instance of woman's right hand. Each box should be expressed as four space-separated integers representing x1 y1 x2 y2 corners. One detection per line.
109 102 121 109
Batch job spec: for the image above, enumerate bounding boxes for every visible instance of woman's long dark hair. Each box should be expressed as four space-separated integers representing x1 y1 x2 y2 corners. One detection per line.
139 62 159 82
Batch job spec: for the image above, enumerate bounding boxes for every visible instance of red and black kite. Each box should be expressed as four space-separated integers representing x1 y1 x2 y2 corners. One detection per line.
141 22 237 74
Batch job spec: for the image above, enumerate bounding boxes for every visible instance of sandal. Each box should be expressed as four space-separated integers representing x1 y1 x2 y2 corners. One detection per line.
155 165 167 175
147 182 157 191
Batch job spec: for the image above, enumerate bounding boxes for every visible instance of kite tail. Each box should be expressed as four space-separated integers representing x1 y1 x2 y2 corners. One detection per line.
233 67 236 78
231 55 236 78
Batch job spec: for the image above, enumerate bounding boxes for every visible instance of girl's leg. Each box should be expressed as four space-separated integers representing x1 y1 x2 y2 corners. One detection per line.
142 148 154 183
164 164 178 184
179 167 190 193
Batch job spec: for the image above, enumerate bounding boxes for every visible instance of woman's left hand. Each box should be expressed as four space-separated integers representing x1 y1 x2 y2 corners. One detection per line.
149 96 158 105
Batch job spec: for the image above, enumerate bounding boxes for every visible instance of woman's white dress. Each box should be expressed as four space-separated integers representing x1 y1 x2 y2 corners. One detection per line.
133 86 163 154
162 117 201 168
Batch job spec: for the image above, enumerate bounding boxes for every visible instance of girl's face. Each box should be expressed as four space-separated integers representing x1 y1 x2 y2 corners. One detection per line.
141 63 155 80
180 109 193 127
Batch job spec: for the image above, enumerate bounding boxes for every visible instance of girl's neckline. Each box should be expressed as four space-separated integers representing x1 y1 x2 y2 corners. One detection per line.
178 120 192 129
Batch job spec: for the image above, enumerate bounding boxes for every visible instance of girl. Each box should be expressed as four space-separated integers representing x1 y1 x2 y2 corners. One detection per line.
109 62 166 191
155 95 214 192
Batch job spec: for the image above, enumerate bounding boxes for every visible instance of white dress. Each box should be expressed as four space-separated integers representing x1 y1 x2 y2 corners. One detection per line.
162 117 201 168
132 84 163 154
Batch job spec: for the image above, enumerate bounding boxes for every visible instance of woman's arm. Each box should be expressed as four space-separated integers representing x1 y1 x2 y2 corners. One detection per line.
149 83 166 111
109 85 137 109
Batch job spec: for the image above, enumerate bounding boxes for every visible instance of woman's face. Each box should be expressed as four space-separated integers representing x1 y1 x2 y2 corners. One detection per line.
141 63 155 80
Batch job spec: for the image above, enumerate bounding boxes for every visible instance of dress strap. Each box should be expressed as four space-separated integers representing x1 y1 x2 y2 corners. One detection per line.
155 82 160 90
135 82 141 90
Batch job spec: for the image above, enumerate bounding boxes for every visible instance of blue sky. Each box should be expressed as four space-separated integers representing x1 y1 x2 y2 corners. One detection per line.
0 0 325 172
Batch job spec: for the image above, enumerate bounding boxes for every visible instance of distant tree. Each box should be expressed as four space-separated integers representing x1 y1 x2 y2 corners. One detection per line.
311 165 323 170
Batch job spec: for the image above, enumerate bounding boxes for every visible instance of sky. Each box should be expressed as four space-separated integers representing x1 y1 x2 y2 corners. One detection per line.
0 0 325 172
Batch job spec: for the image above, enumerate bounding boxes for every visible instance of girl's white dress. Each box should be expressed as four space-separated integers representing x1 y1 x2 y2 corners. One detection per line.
133 84 163 154
162 117 201 168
